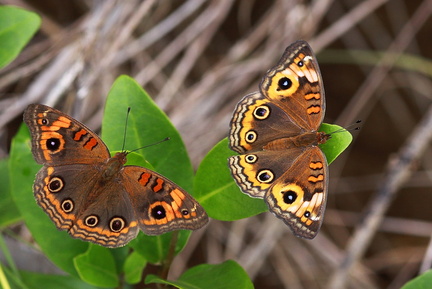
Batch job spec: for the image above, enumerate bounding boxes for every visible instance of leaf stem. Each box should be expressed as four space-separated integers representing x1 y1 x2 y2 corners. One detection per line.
156 231 179 289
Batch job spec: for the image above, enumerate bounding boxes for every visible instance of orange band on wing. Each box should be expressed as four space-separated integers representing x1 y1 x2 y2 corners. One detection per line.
304 93 321 100
309 162 323 170
153 178 164 192
138 172 152 186
308 174 324 183
83 138 98 150
307 106 321 114
74 129 87 141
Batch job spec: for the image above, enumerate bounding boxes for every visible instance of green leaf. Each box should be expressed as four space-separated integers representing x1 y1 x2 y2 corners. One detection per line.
0 6 41 68
319 123 353 164
102 75 194 192
0 158 21 228
9 124 88 277
73 244 118 288
123 251 147 284
129 230 191 264
18 270 101 289
145 260 254 289
401 270 432 289
194 138 266 221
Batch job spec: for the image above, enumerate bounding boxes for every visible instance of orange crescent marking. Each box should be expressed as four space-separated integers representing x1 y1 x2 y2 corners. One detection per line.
308 174 324 183
170 189 186 218
309 162 323 170
304 93 320 100
153 178 164 192
74 129 87 141
163 203 176 221
52 116 71 128
307 106 321 115
83 137 98 150
138 172 152 186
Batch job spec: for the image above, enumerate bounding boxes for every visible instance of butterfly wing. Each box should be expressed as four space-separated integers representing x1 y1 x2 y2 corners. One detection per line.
260 40 325 132
122 166 209 235
228 147 304 198
264 147 328 239
34 164 139 248
24 104 110 165
229 92 304 154
229 145 327 238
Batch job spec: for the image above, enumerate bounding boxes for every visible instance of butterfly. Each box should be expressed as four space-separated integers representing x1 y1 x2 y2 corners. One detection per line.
228 40 329 239
24 104 208 247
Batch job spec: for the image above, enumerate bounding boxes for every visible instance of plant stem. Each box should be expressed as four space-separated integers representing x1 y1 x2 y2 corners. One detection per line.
157 231 179 289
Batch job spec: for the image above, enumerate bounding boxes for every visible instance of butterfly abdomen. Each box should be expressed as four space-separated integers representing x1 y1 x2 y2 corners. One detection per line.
263 132 328 150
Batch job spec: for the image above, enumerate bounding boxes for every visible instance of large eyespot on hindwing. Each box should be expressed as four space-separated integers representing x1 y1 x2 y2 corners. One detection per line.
281 189 297 205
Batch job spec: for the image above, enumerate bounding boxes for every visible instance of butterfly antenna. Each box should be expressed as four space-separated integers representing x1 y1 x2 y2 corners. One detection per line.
129 137 171 154
329 120 362 135
121 107 131 152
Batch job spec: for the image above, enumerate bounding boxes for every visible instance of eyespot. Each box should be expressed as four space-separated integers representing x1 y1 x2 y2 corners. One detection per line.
245 130 257 143
61 199 74 213
46 138 61 151
109 217 125 232
304 211 311 218
282 190 297 204
41 118 49 125
48 176 64 193
256 170 274 183
84 215 99 227
277 77 292 90
253 105 270 120
245 154 257 163
297 60 304 67
151 205 166 220
181 209 189 216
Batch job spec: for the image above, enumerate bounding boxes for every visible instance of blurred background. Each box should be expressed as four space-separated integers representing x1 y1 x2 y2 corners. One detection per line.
1 0 432 288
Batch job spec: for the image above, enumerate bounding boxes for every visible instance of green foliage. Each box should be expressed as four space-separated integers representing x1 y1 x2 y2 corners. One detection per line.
146 260 254 289
319 123 353 164
11 270 100 289
0 159 20 228
123 251 147 284
102 75 194 192
73 245 119 287
401 270 432 289
0 6 40 68
194 139 267 220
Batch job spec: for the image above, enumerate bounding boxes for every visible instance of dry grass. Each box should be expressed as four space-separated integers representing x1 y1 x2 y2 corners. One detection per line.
1 0 432 288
